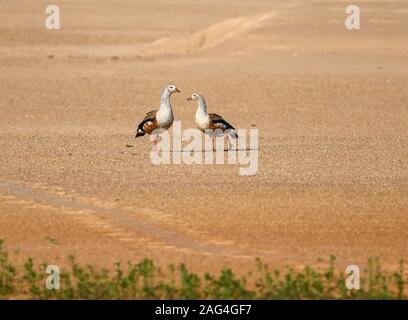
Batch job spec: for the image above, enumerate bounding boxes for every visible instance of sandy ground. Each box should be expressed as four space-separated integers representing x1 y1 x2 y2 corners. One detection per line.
1 0 408 275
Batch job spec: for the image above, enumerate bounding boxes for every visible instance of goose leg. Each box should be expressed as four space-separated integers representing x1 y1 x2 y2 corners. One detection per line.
151 134 158 152
224 135 230 151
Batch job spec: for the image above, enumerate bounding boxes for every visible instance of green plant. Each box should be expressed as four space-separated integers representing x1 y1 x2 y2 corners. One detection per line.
0 240 16 298
0 240 407 300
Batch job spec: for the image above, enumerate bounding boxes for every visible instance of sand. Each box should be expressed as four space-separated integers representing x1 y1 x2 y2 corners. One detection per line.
1 0 408 274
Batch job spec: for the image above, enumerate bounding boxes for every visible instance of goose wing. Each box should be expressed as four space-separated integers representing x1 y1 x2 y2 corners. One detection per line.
208 113 238 138
208 113 235 131
135 110 158 137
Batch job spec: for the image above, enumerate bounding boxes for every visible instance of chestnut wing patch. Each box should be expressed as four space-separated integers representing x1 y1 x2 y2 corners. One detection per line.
208 113 235 132
135 110 158 137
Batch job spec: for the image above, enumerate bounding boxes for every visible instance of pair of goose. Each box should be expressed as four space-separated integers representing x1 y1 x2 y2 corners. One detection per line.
135 84 238 148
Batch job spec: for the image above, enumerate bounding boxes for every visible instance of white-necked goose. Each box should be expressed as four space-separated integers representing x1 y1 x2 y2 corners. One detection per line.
187 93 238 149
135 84 180 145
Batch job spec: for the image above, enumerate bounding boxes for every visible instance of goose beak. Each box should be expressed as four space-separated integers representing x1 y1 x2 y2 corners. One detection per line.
175 88 181 93
187 97 192 101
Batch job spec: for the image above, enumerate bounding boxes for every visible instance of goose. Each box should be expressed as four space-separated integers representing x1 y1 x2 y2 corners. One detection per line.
187 93 238 150
135 84 180 146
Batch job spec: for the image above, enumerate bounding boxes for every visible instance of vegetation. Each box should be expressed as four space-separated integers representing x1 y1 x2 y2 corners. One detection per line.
0 240 406 300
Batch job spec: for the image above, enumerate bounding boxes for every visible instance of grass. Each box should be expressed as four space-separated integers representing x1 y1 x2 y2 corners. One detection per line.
44 236 59 245
0 240 406 300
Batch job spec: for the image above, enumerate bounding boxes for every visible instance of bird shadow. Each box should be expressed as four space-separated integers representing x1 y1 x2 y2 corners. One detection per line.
168 148 257 153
